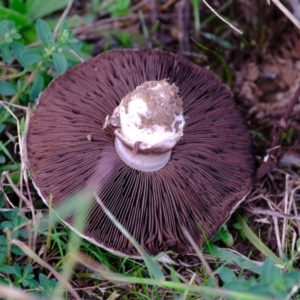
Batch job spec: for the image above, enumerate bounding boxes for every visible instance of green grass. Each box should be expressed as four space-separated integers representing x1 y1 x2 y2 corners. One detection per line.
0 1 300 299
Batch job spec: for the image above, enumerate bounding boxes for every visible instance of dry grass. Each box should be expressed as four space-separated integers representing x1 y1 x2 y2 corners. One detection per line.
1 0 300 299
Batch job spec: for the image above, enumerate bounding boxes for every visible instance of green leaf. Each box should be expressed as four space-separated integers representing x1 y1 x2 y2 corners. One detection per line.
23 264 33 277
0 123 5 134
21 48 43 64
0 265 16 274
107 0 131 17
12 230 20 240
0 20 11 39
11 245 24 256
28 278 40 289
0 141 17 163
220 230 234 247
11 207 20 220
19 228 29 239
52 51 68 74
60 38 82 52
11 42 32 70
284 271 300 288
201 32 235 50
205 244 263 275
9 0 27 14
30 73 44 100
39 273 49 289
58 20 69 36
1 43 13 62
26 0 69 21
13 263 22 278
0 7 30 28
191 0 200 35
0 253 5 265
0 163 20 172
223 281 249 293
35 19 55 47
0 192 4 208
1 221 13 229
0 155 5 164
0 81 17 96
19 117 25 135
261 258 282 284
170 269 181 283
218 266 237 284
297 238 300 252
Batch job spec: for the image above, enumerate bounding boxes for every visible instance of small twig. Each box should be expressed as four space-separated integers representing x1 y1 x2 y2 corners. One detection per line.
159 0 177 11
291 185 300 236
3 172 32 209
291 228 297 258
131 0 149 12
54 0 74 35
272 216 283 259
202 0 242 34
43 195 53 261
270 0 300 30
181 272 197 300
256 84 300 179
0 100 28 111
182 228 219 288
0 283 40 300
281 174 290 254
74 14 139 35
0 70 27 82
250 208 300 222
68 49 85 63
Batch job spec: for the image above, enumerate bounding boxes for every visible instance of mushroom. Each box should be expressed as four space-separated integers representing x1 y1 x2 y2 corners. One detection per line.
26 49 255 257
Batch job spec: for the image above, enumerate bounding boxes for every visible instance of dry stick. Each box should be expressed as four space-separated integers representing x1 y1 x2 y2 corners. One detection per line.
3 172 32 209
270 0 300 30
182 272 197 300
291 185 300 235
182 228 219 288
53 0 74 35
272 216 283 259
256 84 300 180
281 174 290 255
202 0 242 34
291 228 298 258
52 0 84 63
0 283 41 300
43 195 53 262
159 0 177 11
0 98 34 239
74 14 139 35
251 208 300 222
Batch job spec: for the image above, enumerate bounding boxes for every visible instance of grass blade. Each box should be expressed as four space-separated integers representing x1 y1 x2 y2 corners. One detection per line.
235 213 285 267
94 194 165 281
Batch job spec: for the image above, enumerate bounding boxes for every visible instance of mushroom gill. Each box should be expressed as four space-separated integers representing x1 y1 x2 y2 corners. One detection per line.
26 49 255 257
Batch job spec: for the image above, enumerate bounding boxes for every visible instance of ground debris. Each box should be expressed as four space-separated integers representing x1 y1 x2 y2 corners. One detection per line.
234 56 300 122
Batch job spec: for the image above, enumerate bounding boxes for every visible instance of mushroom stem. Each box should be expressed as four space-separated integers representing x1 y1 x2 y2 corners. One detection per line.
108 80 185 171
114 137 171 172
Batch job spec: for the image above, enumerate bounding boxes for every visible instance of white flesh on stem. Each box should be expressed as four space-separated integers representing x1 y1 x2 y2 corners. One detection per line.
108 80 185 172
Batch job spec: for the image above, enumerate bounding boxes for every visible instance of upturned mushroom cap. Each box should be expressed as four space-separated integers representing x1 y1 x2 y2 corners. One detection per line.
26 49 255 257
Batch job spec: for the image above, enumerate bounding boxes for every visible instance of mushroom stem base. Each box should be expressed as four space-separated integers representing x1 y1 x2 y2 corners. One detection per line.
114 138 171 172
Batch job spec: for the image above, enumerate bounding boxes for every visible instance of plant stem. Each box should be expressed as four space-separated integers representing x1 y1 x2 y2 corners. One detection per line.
0 70 27 82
